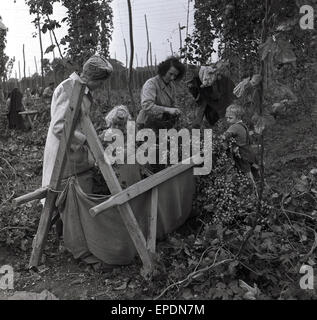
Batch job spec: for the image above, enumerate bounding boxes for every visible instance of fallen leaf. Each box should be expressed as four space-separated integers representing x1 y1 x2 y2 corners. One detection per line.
114 281 128 291
239 280 260 300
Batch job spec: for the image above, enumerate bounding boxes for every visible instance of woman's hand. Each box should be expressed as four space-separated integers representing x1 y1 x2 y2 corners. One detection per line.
166 107 181 117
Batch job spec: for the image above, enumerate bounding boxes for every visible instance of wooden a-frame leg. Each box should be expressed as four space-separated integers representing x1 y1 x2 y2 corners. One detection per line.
29 82 85 268
29 191 58 267
147 187 158 253
80 114 154 274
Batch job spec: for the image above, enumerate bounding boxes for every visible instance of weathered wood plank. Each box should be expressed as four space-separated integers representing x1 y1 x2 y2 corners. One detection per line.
29 81 85 268
147 187 158 253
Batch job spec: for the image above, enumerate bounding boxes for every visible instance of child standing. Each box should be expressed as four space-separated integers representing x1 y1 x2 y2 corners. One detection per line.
223 104 259 183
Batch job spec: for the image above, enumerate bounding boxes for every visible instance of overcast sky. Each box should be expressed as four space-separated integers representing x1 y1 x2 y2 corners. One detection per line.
1 0 195 79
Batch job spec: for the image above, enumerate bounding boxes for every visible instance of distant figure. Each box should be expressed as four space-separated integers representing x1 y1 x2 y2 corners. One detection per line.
42 82 55 107
6 88 26 130
23 87 33 108
38 86 43 98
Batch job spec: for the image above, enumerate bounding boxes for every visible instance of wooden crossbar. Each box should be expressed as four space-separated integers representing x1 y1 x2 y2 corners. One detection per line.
12 186 48 208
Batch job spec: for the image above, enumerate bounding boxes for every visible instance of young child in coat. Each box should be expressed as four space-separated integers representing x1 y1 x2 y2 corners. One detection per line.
222 104 259 184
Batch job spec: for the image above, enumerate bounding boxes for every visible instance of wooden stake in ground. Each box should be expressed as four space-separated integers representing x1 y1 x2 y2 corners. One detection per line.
36 9 44 87
18 61 21 80
23 44 26 79
126 0 137 118
34 56 38 74
178 23 183 52
144 14 150 73
184 0 191 68
150 42 153 75
123 38 128 69
34 56 38 88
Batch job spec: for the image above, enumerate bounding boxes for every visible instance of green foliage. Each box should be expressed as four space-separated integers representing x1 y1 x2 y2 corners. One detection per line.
0 20 9 81
61 0 113 66
25 0 113 67
184 1 308 71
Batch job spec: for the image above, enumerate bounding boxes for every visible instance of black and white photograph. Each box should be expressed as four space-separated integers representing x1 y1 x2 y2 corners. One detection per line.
0 0 317 306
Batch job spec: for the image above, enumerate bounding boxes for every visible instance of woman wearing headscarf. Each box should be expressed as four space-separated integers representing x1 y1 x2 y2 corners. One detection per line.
42 55 113 193
7 88 26 130
136 56 186 132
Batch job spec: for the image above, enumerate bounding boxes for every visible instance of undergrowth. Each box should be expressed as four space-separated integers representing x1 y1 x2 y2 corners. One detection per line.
0 87 316 300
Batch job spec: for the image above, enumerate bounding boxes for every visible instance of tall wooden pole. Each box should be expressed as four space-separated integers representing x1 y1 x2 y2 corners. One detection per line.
150 42 153 75
186 0 190 41
34 56 38 74
178 23 182 52
23 44 26 79
34 56 38 88
144 14 150 72
37 9 44 87
184 0 190 69
18 61 21 80
15 71 18 88
123 38 128 69
126 0 137 118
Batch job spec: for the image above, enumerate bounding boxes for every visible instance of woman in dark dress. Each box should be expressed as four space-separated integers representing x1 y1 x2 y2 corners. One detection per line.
7 88 25 130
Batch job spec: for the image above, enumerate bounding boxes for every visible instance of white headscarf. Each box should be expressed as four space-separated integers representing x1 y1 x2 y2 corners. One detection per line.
82 55 113 80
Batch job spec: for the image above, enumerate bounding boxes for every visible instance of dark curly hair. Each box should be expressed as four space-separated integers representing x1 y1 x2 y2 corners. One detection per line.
157 56 185 81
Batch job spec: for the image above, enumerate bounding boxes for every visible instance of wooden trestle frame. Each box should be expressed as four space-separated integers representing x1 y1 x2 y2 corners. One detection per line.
13 81 197 275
